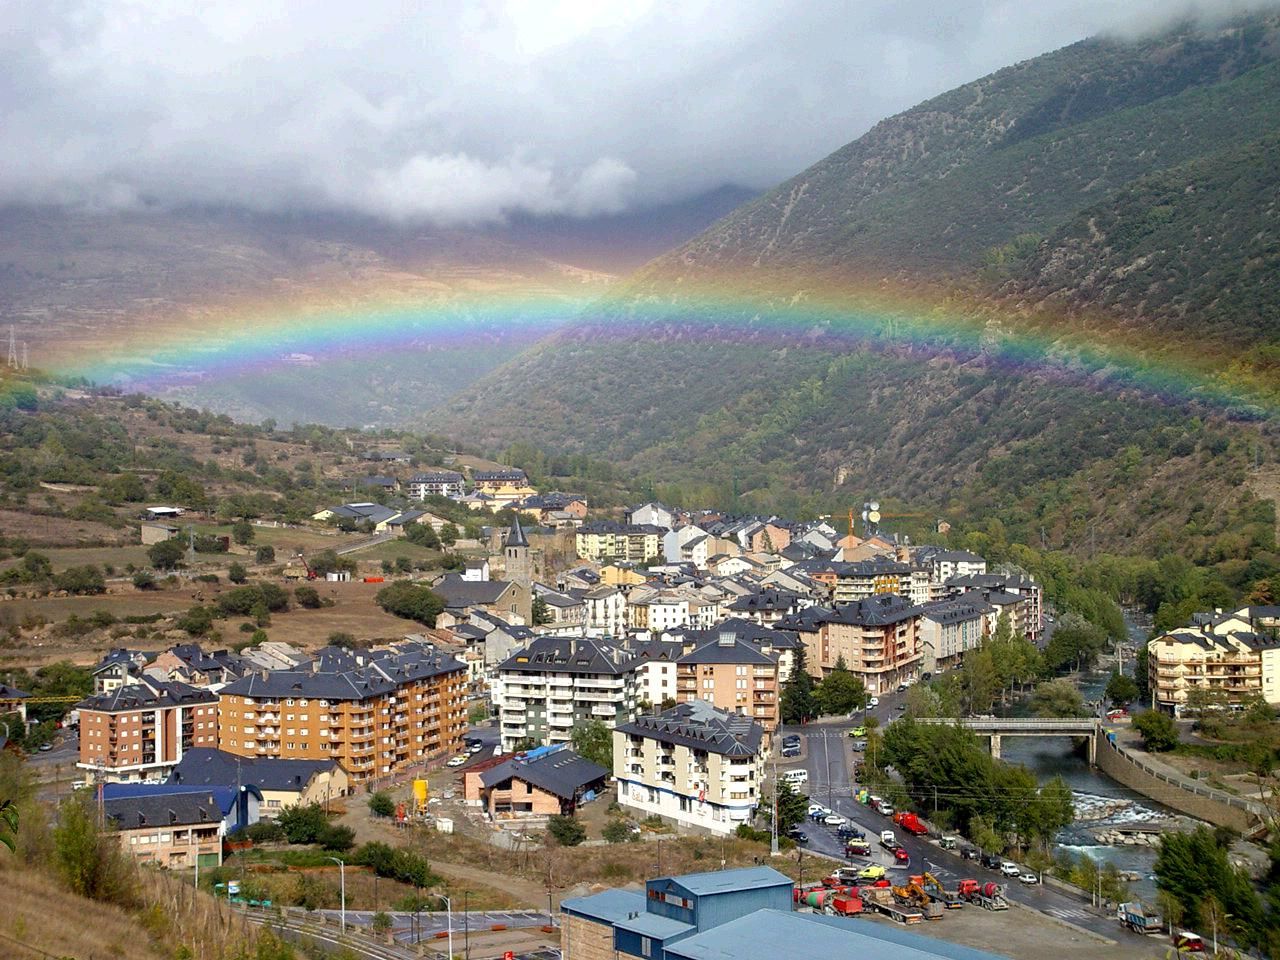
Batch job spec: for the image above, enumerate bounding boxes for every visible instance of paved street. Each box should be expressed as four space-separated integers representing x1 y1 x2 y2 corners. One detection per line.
775 690 1146 945
317 908 554 946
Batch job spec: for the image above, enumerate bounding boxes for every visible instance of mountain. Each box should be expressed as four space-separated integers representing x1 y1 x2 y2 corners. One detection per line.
439 15 1280 557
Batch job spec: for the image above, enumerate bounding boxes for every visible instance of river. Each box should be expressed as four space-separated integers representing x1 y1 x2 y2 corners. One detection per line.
999 610 1162 902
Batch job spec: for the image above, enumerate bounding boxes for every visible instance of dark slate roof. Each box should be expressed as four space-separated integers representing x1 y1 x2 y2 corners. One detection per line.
220 642 464 701
676 618 800 651
0 683 31 699
357 475 398 488
169 748 341 792
779 594 920 631
726 589 800 613
478 748 608 799
105 794 222 829
79 679 216 713
577 521 665 536
473 469 528 482
678 636 777 666
325 502 400 525
498 636 632 675
409 471 464 483
615 701 763 758
434 573 516 607
504 515 529 549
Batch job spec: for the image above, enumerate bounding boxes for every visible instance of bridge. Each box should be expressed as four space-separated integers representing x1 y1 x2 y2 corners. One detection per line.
914 717 1102 763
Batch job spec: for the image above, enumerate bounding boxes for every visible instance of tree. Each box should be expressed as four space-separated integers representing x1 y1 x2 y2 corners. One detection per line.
405 523 440 549
131 569 156 590
439 522 459 546
231 520 255 546
602 820 634 844
571 719 613 769
368 792 395 818
53 565 106 595
147 538 186 570
780 644 817 724
295 585 322 609
318 823 355 852
370 912 393 936
278 803 329 844
0 798 17 854
547 815 586 846
53 793 135 904
375 582 445 627
255 545 276 564
1156 826 1265 947
774 778 809 833
532 595 553 626
815 656 864 715
227 561 248 584
1028 679 1087 718
1104 671 1139 707
1133 709 1179 752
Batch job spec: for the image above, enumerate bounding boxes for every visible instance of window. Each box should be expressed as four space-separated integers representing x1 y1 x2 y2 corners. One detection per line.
640 936 652 957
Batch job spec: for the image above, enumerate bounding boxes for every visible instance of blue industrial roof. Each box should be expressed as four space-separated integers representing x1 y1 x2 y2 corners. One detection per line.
656 866 791 896
560 888 646 925
614 912 694 940
664 910 1013 960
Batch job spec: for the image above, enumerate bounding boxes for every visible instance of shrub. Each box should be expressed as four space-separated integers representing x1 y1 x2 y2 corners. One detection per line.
318 824 355 853
295 585 322 609
602 820 633 844
547 815 586 847
255 545 276 564
147 539 186 570
277 803 329 844
228 561 248 584
368 792 395 818
131 569 156 590
375 582 445 627
53 565 106 595
1134 709 1180 752
245 820 285 843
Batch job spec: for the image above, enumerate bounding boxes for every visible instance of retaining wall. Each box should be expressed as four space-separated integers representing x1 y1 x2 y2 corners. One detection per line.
1094 735 1264 833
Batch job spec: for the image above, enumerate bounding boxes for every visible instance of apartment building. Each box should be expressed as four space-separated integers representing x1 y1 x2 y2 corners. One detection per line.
781 594 923 694
918 598 991 673
1149 606 1280 715
830 558 913 603
217 642 467 784
675 619 800 685
945 573 1044 643
407 471 465 499
575 521 664 563
493 636 637 753
613 701 765 835
675 632 782 733
472 469 530 492
77 679 219 782
583 584 627 636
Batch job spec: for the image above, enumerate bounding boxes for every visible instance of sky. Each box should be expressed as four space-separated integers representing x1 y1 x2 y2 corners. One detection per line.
2 0 1274 226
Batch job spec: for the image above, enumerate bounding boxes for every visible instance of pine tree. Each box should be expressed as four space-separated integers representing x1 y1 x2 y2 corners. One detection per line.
781 643 817 724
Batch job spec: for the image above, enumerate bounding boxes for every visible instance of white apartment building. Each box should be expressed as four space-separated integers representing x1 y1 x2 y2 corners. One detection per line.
583 584 627 636
493 637 637 753
407 471 465 500
613 701 764 835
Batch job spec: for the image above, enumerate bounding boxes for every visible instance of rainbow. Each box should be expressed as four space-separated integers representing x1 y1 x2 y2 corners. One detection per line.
32 271 1280 416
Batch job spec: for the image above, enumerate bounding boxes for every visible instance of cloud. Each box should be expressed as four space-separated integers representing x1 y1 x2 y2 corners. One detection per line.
0 0 1275 224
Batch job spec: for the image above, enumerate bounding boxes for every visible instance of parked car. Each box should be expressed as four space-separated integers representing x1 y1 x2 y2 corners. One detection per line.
1000 862 1022 877
896 683 909 693
960 846 978 860
981 853 1003 870
786 828 808 844
782 769 809 785
894 703 907 712
867 697 880 708
1019 872 1039 884
38 743 53 752
809 806 832 821
836 824 865 840
853 740 868 751
850 725 867 737
782 746 801 758
446 755 468 767
823 814 847 827
782 734 801 746
874 801 894 817
807 803 828 816
468 742 484 754
857 864 887 881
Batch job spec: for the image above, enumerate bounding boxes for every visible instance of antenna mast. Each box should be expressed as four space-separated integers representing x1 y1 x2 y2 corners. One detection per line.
6 327 15 368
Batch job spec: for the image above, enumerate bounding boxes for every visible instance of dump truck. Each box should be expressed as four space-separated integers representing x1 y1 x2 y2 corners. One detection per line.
829 893 864 916
958 879 1008 911
1117 902 1163 935
893 811 929 836
919 872 964 909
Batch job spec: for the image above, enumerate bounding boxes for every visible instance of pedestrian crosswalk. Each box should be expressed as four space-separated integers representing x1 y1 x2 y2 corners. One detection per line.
1046 907 1095 923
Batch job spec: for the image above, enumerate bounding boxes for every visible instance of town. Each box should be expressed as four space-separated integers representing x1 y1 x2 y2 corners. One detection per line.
3 437 1275 960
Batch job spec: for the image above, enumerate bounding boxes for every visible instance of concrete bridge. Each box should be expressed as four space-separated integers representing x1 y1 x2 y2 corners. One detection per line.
914 717 1101 763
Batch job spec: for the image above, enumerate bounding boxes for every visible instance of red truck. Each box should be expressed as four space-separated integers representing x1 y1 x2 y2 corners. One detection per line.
893 811 929 836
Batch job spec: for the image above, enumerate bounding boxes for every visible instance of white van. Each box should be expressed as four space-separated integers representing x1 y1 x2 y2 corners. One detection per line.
782 769 809 786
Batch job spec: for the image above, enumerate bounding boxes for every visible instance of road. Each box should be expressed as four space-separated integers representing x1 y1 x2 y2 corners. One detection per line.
776 689 1143 944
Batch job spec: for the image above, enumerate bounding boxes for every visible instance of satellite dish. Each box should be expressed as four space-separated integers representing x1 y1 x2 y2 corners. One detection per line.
870 501 880 512
868 511 881 523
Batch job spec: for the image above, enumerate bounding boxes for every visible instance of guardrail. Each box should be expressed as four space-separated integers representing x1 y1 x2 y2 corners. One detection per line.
1102 734 1267 818
914 717 1100 732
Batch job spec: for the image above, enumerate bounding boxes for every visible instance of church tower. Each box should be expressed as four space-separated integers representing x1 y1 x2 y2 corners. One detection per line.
504 515 531 587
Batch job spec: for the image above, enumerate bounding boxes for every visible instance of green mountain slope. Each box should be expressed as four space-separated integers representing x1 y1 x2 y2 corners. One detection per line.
439 16 1280 557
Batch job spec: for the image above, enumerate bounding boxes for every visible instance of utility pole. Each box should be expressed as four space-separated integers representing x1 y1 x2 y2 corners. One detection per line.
6 327 15 368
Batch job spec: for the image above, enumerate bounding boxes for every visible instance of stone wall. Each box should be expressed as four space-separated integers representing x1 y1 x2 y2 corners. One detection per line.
561 913 616 960
1095 735 1263 834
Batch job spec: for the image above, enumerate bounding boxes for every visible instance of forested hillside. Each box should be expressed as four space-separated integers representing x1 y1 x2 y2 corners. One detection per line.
440 15 1280 559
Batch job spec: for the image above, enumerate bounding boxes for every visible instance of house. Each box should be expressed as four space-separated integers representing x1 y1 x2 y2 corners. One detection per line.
140 522 180 545
456 490 496 511
147 644 244 687
144 506 184 521
828 557 912 603
168 748 350 817
706 554 755 578
78 679 219 782
534 584 587 629
475 745 608 819
361 450 411 464
92 648 150 695
613 702 765 835
627 638 683 709
217 641 467 783
724 588 806 626
238 641 309 672
559 565 602 591
311 502 399 527
781 594 924 694
517 492 588 523
458 611 535 672
600 563 647 587
663 525 709 566
407 471 466 500
462 559 491 582
583 584 627 636
105 788 242 869
627 502 676 530
355 475 399 492
434 572 532 627
675 631 782 732
493 636 637 753
918 547 988 582
0 683 31 729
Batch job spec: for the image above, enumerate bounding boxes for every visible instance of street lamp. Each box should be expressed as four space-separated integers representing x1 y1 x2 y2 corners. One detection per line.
325 857 346 933
429 893 454 960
